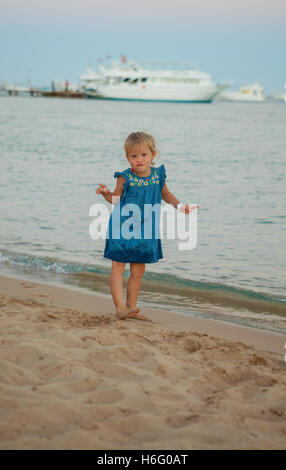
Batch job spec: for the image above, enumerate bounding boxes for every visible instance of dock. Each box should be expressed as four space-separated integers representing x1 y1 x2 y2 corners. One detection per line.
41 90 85 99
0 86 86 99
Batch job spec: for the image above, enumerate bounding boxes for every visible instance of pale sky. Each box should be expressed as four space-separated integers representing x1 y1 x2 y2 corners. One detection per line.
2 0 286 23
1 0 285 92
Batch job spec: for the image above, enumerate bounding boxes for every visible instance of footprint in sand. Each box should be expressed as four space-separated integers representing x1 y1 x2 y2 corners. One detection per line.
20 282 36 288
30 294 48 298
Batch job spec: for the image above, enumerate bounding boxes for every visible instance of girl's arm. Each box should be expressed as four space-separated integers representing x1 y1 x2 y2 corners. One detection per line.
96 176 125 204
161 183 199 214
161 183 180 208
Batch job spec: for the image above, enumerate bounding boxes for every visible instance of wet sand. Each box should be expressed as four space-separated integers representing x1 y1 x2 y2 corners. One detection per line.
0 274 285 449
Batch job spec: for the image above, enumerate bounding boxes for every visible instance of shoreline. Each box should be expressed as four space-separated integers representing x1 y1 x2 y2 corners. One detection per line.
1 249 286 313
0 273 285 356
0 255 286 338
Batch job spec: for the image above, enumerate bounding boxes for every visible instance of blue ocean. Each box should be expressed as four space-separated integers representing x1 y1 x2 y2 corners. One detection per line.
0 95 285 333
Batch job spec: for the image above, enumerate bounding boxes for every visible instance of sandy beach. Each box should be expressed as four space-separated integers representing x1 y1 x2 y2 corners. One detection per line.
0 273 285 450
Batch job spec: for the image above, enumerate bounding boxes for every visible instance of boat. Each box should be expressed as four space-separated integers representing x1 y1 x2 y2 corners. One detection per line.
80 57 228 103
217 83 265 102
79 65 104 97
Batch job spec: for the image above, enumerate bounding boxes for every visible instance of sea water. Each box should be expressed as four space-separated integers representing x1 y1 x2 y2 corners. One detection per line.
0 95 285 333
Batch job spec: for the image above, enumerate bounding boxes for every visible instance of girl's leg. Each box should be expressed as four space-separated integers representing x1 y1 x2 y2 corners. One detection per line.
126 262 145 310
110 261 126 312
126 263 152 322
110 261 140 318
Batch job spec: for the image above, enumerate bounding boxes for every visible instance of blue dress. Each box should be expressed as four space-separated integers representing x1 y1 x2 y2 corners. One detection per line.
104 164 166 264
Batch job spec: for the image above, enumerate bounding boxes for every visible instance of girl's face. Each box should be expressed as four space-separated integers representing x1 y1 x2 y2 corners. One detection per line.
127 142 155 176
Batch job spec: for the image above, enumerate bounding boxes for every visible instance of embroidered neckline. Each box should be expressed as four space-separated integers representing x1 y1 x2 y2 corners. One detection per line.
127 167 160 187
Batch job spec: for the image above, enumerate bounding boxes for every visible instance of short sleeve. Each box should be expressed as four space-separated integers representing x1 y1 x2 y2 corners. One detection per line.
114 170 128 198
114 171 124 179
159 164 166 191
114 170 128 184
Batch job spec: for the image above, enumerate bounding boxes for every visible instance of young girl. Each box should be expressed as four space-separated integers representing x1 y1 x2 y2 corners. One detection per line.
96 131 198 322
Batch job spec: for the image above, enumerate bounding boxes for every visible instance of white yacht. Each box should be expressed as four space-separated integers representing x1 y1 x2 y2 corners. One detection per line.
79 65 103 97
80 59 228 103
218 83 265 102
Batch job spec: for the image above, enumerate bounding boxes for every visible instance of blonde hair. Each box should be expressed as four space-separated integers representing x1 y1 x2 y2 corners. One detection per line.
124 131 158 166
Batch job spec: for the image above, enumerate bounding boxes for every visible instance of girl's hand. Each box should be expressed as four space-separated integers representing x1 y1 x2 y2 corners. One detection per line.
96 184 111 195
181 204 200 214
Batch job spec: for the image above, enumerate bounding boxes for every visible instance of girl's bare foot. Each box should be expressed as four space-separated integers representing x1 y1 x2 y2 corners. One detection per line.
116 306 140 320
125 311 153 322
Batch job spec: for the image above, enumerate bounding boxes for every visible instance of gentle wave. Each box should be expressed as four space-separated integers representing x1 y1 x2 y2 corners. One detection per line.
0 249 108 275
1 248 285 314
